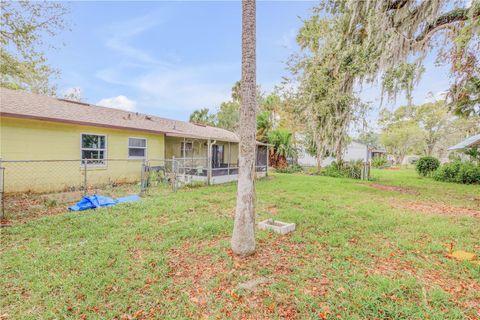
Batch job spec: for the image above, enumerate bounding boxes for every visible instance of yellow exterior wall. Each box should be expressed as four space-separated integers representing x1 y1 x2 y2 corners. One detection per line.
0 117 165 193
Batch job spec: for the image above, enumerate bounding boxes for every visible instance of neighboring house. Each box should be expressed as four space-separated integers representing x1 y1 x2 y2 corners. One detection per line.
448 134 480 151
297 140 370 167
448 134 480 162
0 88 268 192
369 148 387 159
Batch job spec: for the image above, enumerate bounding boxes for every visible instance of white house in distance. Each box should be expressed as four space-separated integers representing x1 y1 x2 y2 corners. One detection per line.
297 140 372 167
448 133 480 161
448 134 480 152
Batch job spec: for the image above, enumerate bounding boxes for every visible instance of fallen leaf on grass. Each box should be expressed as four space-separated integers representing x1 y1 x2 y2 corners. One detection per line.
229 290 240 301
336 287 346 293
318 306 330 320
447 250 477 261
133 309 144 319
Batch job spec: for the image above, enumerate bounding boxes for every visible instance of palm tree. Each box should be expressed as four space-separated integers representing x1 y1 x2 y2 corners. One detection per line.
267 128 297 168
231 0 256 257
256 110 272 143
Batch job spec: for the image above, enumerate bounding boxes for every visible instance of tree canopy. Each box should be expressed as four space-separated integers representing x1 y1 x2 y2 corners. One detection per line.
0 1 69 95
314 0 479 114
189 108 216 126
379 100 480 163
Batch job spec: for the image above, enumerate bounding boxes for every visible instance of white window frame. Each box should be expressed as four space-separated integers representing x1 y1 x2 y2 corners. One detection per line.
128 137 147 159
80 133 107 166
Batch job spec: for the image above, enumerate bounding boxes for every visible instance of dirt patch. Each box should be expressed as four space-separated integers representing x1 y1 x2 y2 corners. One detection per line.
367 183 419 195
39 191 84 204
391 199 480 218
265 205 279 215
3 183 142 224
3 193 69 223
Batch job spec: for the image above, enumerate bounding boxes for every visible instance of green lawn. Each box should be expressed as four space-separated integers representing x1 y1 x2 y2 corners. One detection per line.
1 169 479 319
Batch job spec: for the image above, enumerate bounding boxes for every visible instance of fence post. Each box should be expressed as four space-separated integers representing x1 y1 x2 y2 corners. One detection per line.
172 158 177 192
266 146 269 177
83 161 88 195
140 159 147 195
0 160 4 220
207 139 212 185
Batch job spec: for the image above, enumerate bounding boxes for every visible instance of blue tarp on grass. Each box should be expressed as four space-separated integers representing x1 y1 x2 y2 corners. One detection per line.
68 194 141 211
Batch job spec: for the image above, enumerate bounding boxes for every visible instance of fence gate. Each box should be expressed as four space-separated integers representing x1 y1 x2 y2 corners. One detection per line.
141 159 179 194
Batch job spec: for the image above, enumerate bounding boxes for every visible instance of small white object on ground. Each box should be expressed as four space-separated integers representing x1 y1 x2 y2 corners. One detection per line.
258 218 295 234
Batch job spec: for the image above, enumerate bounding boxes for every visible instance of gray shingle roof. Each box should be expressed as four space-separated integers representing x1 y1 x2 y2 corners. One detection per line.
0 88 239 142
448 134 480 150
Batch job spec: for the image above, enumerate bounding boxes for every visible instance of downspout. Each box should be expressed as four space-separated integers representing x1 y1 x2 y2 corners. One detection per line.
207 138 212 185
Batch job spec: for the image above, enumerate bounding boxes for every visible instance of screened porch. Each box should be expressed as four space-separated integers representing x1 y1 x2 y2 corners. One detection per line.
165 136 269 184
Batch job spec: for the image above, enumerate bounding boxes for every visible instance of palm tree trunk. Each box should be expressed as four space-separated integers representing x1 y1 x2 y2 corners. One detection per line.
231 0 256 257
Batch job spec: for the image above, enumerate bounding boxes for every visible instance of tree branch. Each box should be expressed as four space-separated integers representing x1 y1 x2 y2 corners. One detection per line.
387 0 409 11
415 8 478 42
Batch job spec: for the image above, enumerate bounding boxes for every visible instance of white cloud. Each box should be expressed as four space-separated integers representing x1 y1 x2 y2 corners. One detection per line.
105 14 166 66
96 13 235 118
97 95 137 111
134 65 233 112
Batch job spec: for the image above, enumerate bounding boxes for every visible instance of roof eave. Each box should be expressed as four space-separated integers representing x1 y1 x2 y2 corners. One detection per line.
165 131 239 143
0 112 168 135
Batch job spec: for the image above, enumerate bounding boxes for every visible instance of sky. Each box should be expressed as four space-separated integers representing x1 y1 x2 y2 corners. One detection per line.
48 1 452 125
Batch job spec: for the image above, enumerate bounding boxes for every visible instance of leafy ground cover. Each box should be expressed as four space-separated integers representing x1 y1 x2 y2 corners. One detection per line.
1 169 479 319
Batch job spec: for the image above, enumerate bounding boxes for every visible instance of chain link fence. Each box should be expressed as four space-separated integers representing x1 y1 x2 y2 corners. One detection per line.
0 159 180 222
0 156 268 222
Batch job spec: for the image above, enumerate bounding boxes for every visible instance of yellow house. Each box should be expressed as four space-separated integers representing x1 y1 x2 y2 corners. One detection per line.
0 88 268 193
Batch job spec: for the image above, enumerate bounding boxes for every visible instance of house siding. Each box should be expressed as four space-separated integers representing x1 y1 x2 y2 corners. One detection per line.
297 141 368 167
0 117 165 192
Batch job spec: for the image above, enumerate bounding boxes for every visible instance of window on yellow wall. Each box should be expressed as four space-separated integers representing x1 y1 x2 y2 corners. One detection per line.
81 134 106 165
128 138 147 159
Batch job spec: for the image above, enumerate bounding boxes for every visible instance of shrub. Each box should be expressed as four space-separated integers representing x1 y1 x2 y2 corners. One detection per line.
371 156 388 168
416 156 440 177
433 161 461 182
322 163 346 178
433 161 480 184
276 164 303 174
322 160 366 180
457 162 480 184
